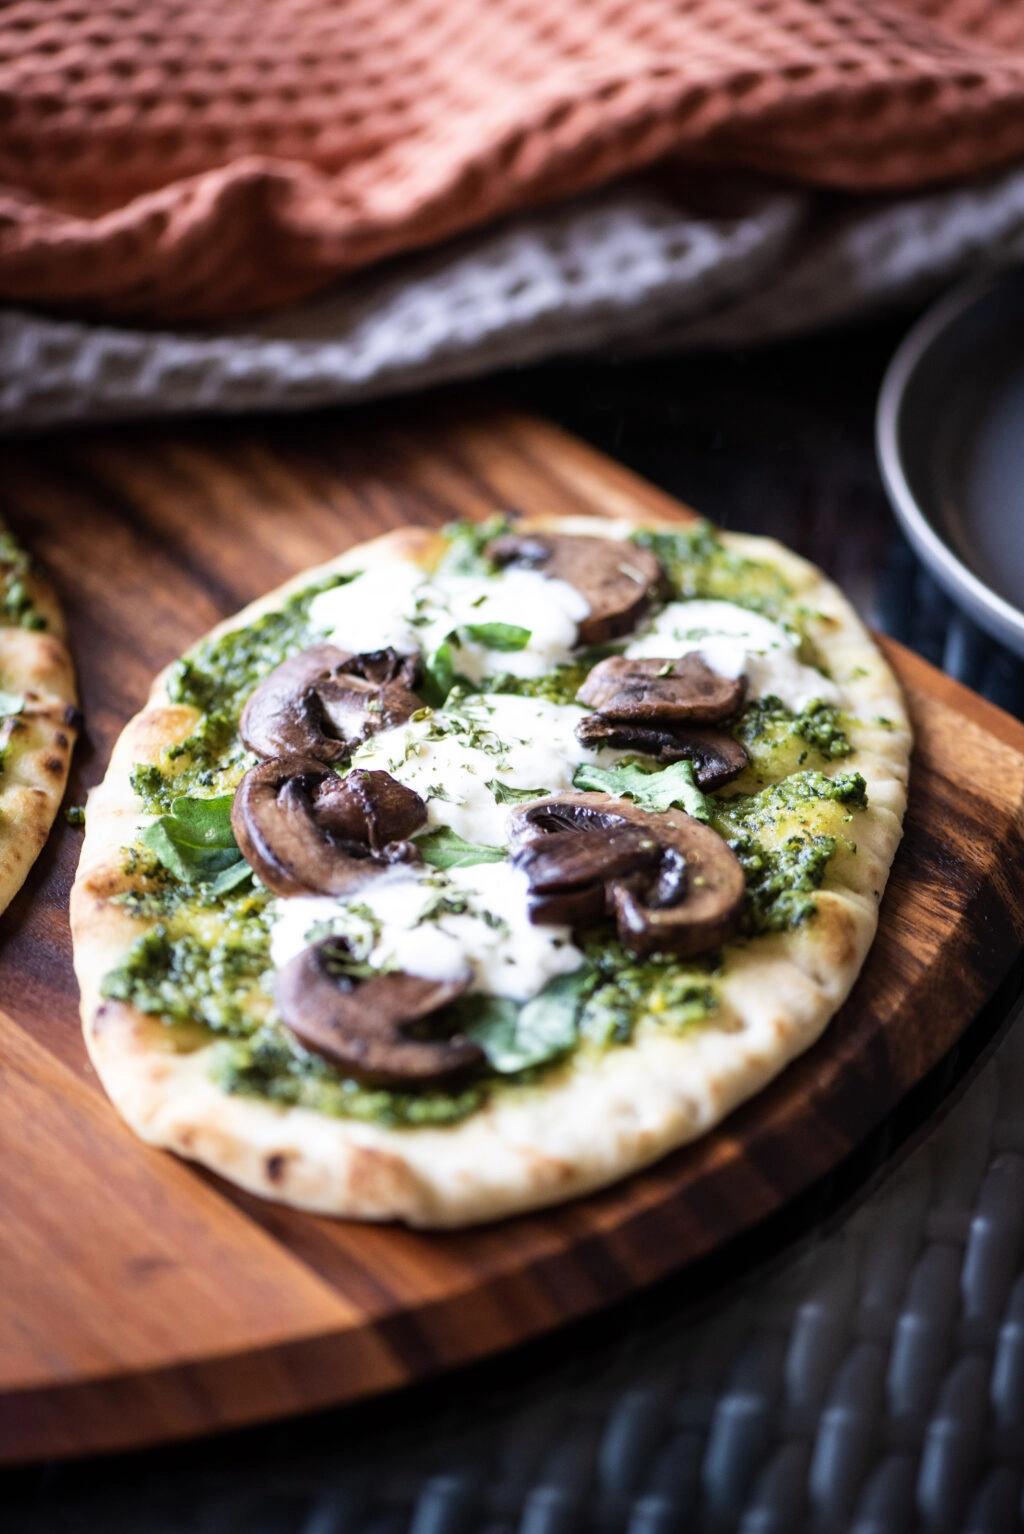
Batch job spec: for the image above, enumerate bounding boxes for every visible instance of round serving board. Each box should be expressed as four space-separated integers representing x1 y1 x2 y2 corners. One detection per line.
2 403 1024 1463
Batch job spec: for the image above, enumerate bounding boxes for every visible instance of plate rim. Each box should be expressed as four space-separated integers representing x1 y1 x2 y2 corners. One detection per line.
876 265 1024 657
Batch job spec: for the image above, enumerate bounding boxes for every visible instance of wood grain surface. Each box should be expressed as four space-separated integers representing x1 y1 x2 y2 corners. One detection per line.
2 401 1023 1463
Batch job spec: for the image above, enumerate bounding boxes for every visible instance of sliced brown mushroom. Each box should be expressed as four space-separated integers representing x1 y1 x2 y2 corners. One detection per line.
231 756 427 897
510 791 745 958
577 654 745 723
485 532 663 645
277 939 482 1085
573 715 748 788
240 643 422 764
514 816 663 925
312 765 428 850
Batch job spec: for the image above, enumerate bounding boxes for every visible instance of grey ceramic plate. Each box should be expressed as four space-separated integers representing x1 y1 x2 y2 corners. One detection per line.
877 267 1024 659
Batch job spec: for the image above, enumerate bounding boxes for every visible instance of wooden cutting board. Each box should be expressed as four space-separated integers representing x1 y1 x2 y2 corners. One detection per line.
3 401 1024 1464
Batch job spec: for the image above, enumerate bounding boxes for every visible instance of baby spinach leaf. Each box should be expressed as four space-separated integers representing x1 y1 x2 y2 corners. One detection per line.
414 825 506 869
438 514 513 577
572 759 711 822
461 621 531 652
419 639 456 706
461 965 596 1073
208 859 257 897
161 792 237 847
140 792 252 890
486 780 550 805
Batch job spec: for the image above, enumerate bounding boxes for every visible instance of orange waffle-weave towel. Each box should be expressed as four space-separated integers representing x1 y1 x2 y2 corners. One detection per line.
4 0 1024 322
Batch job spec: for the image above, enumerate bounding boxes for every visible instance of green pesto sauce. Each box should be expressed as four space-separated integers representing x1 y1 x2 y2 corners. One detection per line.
632 523 794 619
132 573 355 813
437 513 514 576
103 882 275 1033
714 769 867 836
107 518 865 1127
733 696 852 779
728 834 837 935
0 530 47 631
210 1030 487 1127
579 937 719 1044
712 770 867 934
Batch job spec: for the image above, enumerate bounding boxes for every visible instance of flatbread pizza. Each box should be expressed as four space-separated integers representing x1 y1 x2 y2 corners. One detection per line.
0 521 78 914
71 513 910 1226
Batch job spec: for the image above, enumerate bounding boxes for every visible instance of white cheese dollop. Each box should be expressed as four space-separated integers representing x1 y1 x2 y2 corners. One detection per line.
308 560 425 654
309 564 589 681
624 599 839 712
351 692 604 847
269 863 582 1002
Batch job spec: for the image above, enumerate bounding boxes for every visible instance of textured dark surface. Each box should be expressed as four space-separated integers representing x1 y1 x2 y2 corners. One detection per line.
6 314 1024 1530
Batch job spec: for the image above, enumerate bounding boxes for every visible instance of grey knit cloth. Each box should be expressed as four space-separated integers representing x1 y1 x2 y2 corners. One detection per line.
5 162 1024 430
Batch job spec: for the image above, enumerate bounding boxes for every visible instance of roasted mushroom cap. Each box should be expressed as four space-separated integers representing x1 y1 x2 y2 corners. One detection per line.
510 791 745 958
277 939 481 1086
577 654 745 723
486 532 663 645
232 756 427 896
573 651 748 787
240 644 421 763
514 815 662 925
573 715 748 788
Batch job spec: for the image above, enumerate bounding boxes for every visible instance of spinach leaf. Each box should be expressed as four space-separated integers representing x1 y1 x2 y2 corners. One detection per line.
140 792 252 891
207 859 257 897
461 621 531 652
419 639 455 706
0 689 24 718
572 759 711 822
438 515 512 577
419 620 530 705
414 825 507 869
486 780 550 805
462 965 595 1073
161 792 237 847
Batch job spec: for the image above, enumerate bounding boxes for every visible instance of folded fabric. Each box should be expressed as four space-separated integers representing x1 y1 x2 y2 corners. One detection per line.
5 161 1024 431
4 0 1024 322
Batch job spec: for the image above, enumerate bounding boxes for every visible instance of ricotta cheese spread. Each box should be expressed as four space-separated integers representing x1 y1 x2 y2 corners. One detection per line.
350 691 612 847
309 564 589 682
269 862 582 1001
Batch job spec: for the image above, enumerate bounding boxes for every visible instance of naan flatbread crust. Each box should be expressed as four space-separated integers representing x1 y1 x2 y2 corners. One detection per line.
71 516 910 1227
0 523 78 915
